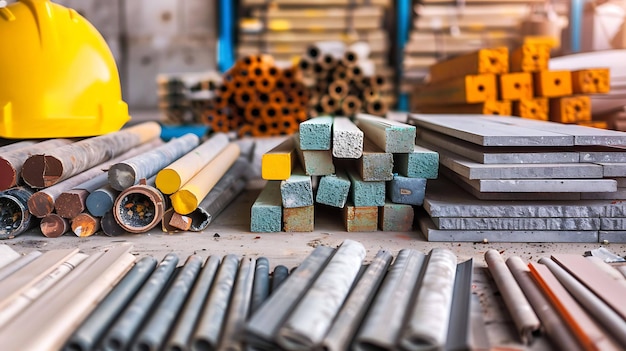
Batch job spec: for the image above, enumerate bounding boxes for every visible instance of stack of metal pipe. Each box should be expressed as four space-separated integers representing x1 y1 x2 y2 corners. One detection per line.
200 54 310 137
0 240 486 351
299 41 390 118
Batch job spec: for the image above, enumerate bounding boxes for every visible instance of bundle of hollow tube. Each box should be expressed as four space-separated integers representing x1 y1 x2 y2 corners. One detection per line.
199 55 310 137
0 122 252 239
298 41 390 118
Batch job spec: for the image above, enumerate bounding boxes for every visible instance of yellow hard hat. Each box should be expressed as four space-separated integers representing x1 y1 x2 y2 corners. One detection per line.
0 0 130 139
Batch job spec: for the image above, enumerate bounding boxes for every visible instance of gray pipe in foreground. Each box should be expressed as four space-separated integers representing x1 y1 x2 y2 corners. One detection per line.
219 257 256 351
277 240 366 350
400 248 458 351
134 255 204 351
64 256 158 351
353 249 426 351
271 265 289 293
485 249 540 344
102 253 179 351
166 256 221 351
445 259 475 351
192 254 240 351
251 257 270 314
322 250 393 351
245 246 335 350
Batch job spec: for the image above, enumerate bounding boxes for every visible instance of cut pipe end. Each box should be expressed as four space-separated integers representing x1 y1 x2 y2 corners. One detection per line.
155 169 182 195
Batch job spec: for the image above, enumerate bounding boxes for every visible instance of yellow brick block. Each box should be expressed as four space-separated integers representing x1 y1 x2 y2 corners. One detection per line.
510 43 550 72
416 100 511 116
429 47 509 83
498 72 533 101
512 98 549 120
261 138 296 180
571 69 610 94
413 74 497 105
549 96 591 124
533 70 572 98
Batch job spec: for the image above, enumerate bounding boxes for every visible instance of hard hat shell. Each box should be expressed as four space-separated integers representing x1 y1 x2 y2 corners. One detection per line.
0 0 130 139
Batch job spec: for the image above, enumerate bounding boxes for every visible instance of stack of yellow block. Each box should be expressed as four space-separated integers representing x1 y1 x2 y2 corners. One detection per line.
411 43 611 127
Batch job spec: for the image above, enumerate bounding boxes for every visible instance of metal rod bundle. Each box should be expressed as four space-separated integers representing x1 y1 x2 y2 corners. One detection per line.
197 54 309 137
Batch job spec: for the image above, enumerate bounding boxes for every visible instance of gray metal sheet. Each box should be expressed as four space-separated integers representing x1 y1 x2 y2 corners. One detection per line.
432 217 601 231
418 213 599 243
464 178 616 193
581 188 626 200
599 231 626 243
408 114 574 146
596 162 626 177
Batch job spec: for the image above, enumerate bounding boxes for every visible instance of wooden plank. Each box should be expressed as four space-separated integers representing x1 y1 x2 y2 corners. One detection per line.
571 69 610 94
408 114 574 146
498 72 533 101
551 254 626 320
428 47 509 83
512 98 549 120
549 96 591 124
412 74 497 105
415 101 511 116
418 212 598 243
533 70 573 98
510 43 550 73
417 129 580 164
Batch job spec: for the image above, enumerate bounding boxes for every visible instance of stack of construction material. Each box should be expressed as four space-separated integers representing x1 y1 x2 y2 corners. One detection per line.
198 55 309 137
401 0 568 92
0 124 252 239
484 249 626 350
251 114 438 233
156 71 222 125
412 43 612 127
238 0 393 80
299 41 393 117
409 114 626 243
0 241 486 351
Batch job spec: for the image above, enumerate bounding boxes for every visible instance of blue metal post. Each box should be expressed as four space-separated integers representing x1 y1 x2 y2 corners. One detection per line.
570 0 584 53
218 0 236 72
397 0 411 111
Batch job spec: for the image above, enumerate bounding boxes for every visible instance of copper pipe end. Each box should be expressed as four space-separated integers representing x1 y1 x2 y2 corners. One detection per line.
366 99 388 116
244 102 264 123
341 95 362 116
320 95 339 114
269 90 287 105
234 88 257 108
362 87 378 102
261 103 281 124
328 80 349 100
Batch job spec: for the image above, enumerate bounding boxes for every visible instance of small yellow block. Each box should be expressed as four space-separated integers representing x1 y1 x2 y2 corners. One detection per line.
571 69 610 94
413 74 497 105
510 43 550 72
429 47 509 83
498 72 533 101
549 96 591 124
416 100 511 116
512 98 549 120
262 138 296 180
533 70 572 98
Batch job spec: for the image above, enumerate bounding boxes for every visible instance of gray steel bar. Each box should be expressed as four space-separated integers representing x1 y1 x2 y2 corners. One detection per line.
64 256 158 351
219 257 256 351
166 256 221 351
251 257 270 314
271 265 289 293
400 248 458 351
245 246 335 350
484 249 540 344
134 255 204 351
539 257 626 346
445 259 474 351
103 253 179 351
192 254 240 351
354 249 426 351
0 250 42 281
0 187 35 239
86 185 120 217
322 250 393 351
506 256 583 351
108 133 200 191
101 210 127 237
188 158 251 231
277 240 366 350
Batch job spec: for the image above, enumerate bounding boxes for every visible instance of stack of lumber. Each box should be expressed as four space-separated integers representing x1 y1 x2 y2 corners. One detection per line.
400 0 568 90
408 114 626 243
252 114 439 233
0 124 252 239
411 44 612 127
299 41 394 118
238 0 393 74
